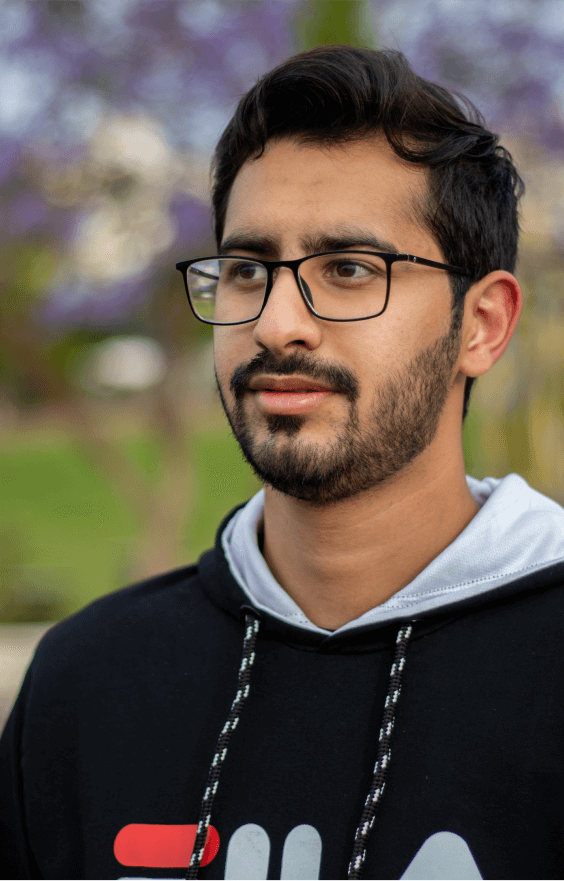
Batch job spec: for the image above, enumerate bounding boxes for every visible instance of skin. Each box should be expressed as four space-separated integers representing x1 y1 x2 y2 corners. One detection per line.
213 137 522 630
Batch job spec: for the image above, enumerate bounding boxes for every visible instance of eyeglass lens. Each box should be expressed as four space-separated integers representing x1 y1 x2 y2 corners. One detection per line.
186 253 390 324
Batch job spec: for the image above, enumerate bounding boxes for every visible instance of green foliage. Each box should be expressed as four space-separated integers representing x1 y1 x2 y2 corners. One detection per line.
295 0 373 50
0 241 59 318
189 428 261 551
49 329 113 380
461 407 481 477
0 425 259 622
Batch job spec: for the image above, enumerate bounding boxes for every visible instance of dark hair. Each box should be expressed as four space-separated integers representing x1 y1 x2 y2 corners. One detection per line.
212 46 524 421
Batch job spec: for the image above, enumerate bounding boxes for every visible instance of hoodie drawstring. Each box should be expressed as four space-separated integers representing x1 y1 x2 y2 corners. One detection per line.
347 624 413 879
186 611 261 879
186 615 412 879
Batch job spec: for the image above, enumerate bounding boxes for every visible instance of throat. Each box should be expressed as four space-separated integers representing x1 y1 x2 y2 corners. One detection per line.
258 476 481 630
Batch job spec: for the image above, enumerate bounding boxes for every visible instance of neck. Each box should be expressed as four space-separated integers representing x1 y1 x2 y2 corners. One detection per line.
260 442 479 630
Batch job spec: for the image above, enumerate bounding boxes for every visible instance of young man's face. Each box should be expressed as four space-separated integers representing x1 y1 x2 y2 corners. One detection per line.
213 137 465 503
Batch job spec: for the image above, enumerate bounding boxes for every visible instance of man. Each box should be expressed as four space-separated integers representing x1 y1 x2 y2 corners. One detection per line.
2 45 564 881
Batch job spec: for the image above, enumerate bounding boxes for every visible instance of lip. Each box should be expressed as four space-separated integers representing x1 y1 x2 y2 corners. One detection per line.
248 375 336 393
255 389 334 414
247 375 338 414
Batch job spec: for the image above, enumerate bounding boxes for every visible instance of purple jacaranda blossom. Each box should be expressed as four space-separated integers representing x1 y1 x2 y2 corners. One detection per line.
168 195 214 257
4 0 295 156
376 0 564 157
8 193 49 237
38 274 152 331
0 0 297 330
0 137 21 184
2 187 82 246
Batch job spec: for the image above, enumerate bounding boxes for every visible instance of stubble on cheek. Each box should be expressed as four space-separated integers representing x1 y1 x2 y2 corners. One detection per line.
213 314 462 504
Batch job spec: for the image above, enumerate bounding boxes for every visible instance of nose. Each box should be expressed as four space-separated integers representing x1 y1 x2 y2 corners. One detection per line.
252 266 323 354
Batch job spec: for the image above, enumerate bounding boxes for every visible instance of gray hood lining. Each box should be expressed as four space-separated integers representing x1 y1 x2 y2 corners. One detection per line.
222 474 564 636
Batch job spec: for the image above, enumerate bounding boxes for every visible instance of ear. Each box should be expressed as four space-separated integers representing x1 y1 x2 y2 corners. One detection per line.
458 270 523 378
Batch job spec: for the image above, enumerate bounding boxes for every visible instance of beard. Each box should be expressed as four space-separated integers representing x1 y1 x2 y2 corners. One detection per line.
215 312 463 505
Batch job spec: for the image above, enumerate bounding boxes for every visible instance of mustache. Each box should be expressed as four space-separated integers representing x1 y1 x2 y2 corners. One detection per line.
229 350 359 402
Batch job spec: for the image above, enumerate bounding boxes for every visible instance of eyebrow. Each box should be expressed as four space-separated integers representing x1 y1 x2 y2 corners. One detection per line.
219 226 401 258
219 232 279 257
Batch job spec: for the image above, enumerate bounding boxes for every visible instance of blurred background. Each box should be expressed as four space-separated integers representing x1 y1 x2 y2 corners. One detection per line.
1 0 564 720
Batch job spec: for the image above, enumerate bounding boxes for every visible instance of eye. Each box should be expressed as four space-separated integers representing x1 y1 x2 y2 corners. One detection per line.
232 262 261 280
333 261 372 278
323 257 386 281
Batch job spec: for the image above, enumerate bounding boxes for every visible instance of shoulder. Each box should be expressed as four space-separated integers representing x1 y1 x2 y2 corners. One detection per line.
30 562 213 683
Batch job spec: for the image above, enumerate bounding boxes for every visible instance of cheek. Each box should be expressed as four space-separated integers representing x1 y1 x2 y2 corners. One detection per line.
336 324 401 379
212 329 230 383
213 328 248 391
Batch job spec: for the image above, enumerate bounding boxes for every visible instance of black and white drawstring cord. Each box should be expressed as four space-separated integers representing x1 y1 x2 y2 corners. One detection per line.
185 610 261 879
185 614 413 879
347 623 413 879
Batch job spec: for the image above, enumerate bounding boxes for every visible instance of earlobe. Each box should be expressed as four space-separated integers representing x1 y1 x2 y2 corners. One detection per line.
459 271 523 379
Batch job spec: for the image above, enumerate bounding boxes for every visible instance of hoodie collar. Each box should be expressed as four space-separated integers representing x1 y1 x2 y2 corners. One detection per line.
221 474 564 636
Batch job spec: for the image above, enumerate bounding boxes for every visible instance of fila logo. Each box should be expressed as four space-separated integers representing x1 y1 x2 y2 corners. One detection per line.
400 832 482 880
114 823 220 870
115 822 322 879
116 824 482 880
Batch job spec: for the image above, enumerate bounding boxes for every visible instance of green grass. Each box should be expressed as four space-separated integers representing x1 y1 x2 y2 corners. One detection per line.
0 427 260 621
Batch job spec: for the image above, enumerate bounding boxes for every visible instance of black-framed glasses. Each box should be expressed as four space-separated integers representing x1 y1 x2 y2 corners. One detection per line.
175 250 470 326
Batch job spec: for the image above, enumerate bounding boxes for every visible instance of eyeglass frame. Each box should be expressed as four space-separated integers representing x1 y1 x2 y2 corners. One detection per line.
175 250 471 326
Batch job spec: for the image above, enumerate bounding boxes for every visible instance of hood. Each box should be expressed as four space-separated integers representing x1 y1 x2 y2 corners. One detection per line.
220 474 564 637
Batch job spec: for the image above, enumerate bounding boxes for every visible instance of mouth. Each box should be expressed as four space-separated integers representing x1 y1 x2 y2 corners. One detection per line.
248 376 336 393
247 376 337 414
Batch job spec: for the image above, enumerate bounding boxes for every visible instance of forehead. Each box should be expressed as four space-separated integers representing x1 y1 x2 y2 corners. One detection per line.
222 136 435 256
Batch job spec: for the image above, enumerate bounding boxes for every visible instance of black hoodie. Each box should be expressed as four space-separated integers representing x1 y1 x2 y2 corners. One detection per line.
2 474 564 880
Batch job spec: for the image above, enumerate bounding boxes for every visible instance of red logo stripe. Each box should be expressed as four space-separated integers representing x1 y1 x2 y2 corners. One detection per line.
114 824 220 868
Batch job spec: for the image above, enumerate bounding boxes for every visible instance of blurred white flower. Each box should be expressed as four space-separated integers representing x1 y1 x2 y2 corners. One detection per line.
89 113 174 182
72 199 176 283
79 336 167 393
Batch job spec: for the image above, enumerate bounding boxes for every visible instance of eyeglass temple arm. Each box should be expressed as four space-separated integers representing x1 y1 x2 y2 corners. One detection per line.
188 267 220 281
402 255 469 275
